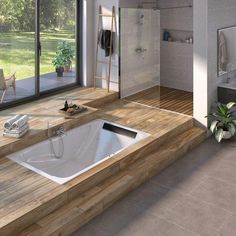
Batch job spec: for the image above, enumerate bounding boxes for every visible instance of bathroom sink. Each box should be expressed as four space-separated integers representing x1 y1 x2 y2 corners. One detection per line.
218 81 236 103
218 80 236 89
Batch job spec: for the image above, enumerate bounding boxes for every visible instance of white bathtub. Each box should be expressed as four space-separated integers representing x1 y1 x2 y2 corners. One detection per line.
7 119 149 184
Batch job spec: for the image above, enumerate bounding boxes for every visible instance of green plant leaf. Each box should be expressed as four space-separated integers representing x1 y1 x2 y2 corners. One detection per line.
217 103 229 117
210 120 219 133
215 128 224 143
226 102 236 110
207 102 236 137
232 120 236 126
228 123 236 135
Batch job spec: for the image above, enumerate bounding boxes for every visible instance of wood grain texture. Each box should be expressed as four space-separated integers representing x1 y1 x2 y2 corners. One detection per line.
0 87 118 158
126 86 193 116
19 127 206 236
0 87 204 236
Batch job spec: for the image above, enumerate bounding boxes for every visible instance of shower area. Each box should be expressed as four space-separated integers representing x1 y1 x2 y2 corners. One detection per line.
119 0 193 116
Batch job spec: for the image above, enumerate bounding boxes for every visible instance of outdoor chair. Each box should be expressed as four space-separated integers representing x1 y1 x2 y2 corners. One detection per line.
0 68 16 103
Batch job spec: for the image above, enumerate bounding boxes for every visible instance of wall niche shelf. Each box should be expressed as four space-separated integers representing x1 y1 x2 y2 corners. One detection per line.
162 28 193 45
161 40 193 46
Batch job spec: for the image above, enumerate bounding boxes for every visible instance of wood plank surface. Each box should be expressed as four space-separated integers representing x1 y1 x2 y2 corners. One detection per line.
127 86 193 116
0 87 118 158
0 87 200 236
19 127 206 236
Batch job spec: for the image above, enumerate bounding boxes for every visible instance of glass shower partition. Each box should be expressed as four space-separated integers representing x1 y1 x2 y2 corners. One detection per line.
120 7 160 105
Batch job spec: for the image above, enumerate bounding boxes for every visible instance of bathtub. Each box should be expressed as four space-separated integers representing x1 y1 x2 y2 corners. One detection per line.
7 119 150 184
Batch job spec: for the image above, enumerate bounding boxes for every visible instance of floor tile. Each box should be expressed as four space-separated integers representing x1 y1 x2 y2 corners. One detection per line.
176 138 222 172
154 195 231 236
125 180 230 236
71 225 109 236
219 139 236 164
113 214 176 236
124 181 183 214
150 160 207 194
190 177 236 214
71 138 236 236
163 225 199 236
206 160 236 186
80 197 145 235
151 138 222 194
215 214 236 236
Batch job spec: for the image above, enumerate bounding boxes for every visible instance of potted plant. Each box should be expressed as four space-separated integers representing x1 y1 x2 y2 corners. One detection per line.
52 54 66 77
57 41 75 72
207 102 236 142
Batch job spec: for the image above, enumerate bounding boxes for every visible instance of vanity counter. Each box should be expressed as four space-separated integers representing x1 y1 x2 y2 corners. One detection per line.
218 80 236 89
218 80 236 103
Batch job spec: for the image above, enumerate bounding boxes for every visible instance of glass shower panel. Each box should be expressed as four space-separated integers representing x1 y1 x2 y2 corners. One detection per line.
120 8 160 107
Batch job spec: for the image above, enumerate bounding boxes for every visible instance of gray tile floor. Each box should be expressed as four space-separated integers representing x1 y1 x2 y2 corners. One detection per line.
71 137 236 236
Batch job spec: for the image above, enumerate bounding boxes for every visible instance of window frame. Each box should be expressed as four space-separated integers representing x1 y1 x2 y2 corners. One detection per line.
0 0 83 110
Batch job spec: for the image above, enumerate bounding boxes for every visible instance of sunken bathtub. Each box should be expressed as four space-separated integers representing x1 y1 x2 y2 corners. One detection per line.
8 119 149 184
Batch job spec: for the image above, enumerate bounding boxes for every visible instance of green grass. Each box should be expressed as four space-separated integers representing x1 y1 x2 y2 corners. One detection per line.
0 31 75 80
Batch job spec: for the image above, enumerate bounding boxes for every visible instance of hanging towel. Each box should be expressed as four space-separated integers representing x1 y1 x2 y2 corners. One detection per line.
4 115 21 130
98 29 113 57
219 32 228 72
11 115 29 130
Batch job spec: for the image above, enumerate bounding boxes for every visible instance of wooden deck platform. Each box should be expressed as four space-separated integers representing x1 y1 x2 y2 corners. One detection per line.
126 86 193 116
0 87 205 236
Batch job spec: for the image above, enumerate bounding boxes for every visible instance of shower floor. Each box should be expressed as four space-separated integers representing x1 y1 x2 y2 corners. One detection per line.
126 86 193 116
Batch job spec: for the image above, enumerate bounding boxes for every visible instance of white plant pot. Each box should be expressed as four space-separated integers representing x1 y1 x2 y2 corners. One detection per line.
223 131 233 140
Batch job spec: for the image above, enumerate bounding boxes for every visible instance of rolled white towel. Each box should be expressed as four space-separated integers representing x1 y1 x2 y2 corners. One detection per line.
4 115 21 130
3 126 29 138
11 115 29 129
4 123 29 135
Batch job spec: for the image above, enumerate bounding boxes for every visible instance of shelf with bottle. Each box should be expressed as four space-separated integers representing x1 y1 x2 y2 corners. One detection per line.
162 29 193 45
161 40 193 46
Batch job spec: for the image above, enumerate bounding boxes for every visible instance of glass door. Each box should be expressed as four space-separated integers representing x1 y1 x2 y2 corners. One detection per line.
0 0 80 108
120 8 161 105
0 0 36 104
39 0 77 93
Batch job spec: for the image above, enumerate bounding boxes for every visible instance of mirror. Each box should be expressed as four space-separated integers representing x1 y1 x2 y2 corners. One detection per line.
218 26 236 76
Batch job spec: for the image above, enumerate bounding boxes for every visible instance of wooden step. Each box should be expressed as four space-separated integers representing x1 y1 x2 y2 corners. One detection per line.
19 127 206 236
0 118 194 236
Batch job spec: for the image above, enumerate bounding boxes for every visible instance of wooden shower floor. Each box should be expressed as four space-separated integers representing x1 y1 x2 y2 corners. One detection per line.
126 86 193 116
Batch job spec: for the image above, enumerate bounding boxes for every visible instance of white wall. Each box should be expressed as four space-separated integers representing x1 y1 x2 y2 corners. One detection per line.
120 0 156 8
91 0 157 91
120 8 160 98
193 0 236 127
94 0 119 91
208 0 236 108
82 0 95 87
193 0 208 127
159 0 193 92
82 0 119 90
84 0 236 128
88 0 194 93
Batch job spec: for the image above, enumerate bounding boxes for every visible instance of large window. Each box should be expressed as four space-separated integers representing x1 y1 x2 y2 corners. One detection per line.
0 0 80 106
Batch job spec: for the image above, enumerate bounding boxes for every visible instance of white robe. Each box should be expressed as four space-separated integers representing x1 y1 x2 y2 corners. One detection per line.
219 32 228 72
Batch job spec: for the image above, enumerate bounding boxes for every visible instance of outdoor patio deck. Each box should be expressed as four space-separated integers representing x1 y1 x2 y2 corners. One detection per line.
0 70 76 103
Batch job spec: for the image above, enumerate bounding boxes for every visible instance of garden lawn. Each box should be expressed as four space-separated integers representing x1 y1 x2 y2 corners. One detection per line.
0 31 75 80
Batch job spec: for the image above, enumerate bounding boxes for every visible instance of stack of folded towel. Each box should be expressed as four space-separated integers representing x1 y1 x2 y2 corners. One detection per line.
3 115 29 138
